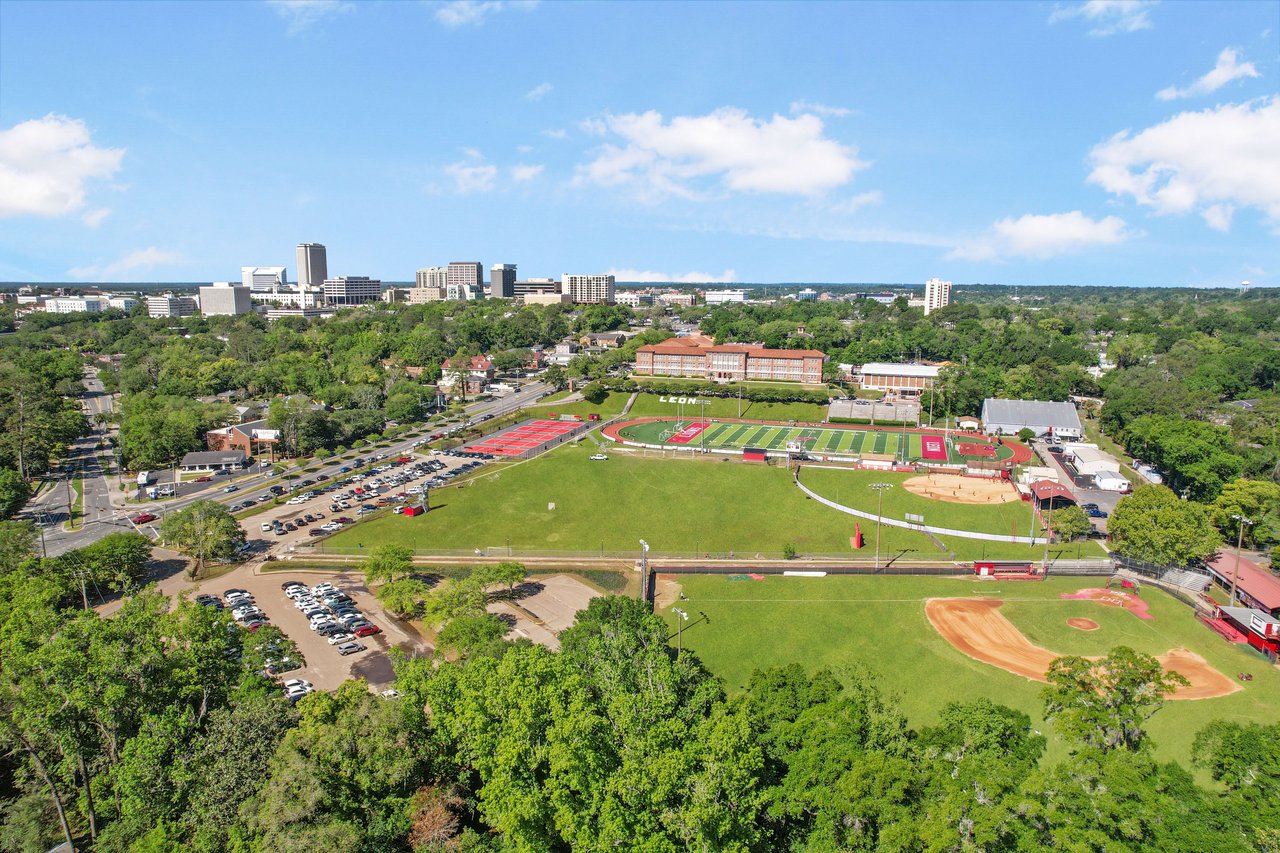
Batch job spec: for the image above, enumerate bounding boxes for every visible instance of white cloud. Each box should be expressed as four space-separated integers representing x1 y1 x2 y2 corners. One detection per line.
267 0 353 35
1049 0 1155 36
828 190 883 214
0 114 124 219
1201 203 1234 232
434 0 537 28
789 100 852 118
1088 97 1280 230
68 247 183 279
445 161 497 193
81 208 111 228
542 128 568 140
606 267 737 284
510 164 544 181
525 82 553 101
575 107 866 201
1156 48 1260 101
950 211 1131 261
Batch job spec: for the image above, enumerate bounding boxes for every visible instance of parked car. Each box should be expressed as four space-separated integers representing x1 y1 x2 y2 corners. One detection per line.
1086 508 1109 518
1047 446 1064 454
354 624 381 637
327 632 355 645
336 641 367 656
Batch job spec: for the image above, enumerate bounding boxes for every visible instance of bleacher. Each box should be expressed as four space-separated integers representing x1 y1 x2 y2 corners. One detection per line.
1161 569 1211 594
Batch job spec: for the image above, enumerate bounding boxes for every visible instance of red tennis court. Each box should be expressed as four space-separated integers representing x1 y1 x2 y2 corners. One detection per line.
469 419 584 457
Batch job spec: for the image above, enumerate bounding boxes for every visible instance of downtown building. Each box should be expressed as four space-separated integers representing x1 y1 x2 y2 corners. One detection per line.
634 336 824 383
446 262 484 300
562 273 615 304
323 276 381 306
146 294 199 318
490 263 517 298
924 277 952 315
296 243 328 293
199 282 253 316
241 266 287 291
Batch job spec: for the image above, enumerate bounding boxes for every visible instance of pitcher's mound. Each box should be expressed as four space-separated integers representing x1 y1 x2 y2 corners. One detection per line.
903 473 1018 504
1067 617 1099 631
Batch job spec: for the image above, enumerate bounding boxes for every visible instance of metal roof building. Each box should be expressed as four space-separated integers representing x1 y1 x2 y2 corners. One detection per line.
980 399 1083 439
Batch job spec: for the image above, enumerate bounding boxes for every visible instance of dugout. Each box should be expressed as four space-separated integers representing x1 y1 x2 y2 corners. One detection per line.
743 447 767 462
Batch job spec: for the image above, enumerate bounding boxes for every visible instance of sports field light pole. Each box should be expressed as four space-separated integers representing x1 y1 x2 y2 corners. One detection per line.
672 607 689 653
1229 514 1253 605
870 482 894 570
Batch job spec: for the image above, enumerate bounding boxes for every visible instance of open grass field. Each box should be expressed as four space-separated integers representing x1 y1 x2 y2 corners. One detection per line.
321 444 1099 562
528 391 631 421
613 417 1024 466
659 574 1279 768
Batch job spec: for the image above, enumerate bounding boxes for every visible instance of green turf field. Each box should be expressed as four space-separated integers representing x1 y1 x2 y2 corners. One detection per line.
659 574 1278 768
615 417 1020 465
623 393 830 423
321 444 1100 562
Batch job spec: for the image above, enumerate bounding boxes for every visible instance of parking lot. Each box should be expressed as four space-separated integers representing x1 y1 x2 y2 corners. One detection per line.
489 574 602 651
1034 440 1124 533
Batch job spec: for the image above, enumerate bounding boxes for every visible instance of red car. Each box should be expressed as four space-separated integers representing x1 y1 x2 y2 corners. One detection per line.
354 624 381 637
131 513 158 524
194 476 212 483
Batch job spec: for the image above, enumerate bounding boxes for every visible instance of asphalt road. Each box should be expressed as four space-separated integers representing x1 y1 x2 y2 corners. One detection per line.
26 379 550 557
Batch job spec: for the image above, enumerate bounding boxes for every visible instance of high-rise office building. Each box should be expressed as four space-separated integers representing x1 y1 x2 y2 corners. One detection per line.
490 264 517 298
562 274 616 304
296 244 327 291
146 294 199 318
924 277 952 315
446 262 484 300
323 276 381 306
241 266 287 291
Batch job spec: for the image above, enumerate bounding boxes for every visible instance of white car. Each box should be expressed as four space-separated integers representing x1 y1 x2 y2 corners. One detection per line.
327 632 355 645
282 679 313 691
590 454 608 461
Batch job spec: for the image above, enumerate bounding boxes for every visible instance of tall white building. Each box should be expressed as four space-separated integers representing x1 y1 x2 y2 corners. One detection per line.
323 276 381 306
146 295 199 318
43 297 108 313
295 244 327 292
199 282 253 316
704 289 747 304
107 296 138 312
562 273 615 304
241 266 287 291
924 277 952 315
490 264 517 298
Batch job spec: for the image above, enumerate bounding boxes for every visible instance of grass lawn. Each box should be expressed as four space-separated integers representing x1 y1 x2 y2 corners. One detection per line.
531 391 631 421
660 573 1278 768
320 445 1093 562
65 474 85 531
624 393 829 423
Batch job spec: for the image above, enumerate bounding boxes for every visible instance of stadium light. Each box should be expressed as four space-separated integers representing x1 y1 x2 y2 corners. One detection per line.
672 606 689 652
869 482 894 570
1229 514 1253 605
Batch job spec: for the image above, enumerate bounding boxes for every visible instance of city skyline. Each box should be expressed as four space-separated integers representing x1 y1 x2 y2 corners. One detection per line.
1 1 1277 287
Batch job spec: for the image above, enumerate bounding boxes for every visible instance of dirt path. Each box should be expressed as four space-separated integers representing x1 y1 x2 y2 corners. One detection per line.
903 473 1019 504
925 597 1239 699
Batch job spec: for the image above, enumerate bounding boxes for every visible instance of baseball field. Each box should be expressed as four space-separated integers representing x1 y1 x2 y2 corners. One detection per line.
656 573 1279 767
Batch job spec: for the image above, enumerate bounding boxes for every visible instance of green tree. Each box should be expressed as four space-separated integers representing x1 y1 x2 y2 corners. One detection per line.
1017 426 1036 442
362 543 414 585
1210 478 1280 549
1108 484 1222 567
543 364 567 390
434 613 507 658
71 531 153 591
0 467 31 520
1048 504 1091 542
1043 646 1189 753
159 500 245 578
579 381 609 405
374 577 431 618
473 560 527 595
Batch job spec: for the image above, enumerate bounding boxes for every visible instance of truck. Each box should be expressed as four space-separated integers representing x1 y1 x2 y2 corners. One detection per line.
136 471 155 486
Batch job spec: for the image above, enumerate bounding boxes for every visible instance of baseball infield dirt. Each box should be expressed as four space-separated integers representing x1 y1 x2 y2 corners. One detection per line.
925 597 1238 700
903 473 1019 504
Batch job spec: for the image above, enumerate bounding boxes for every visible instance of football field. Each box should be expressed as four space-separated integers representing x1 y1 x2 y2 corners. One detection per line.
609 417 1029 466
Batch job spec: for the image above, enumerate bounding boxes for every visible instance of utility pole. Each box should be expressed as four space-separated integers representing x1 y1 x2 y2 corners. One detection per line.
1042 503 1053 570
1230 514 1253 605
672 606 689 653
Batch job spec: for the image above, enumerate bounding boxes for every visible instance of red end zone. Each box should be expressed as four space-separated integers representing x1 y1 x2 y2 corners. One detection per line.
666 421 711 445
921 434 948 461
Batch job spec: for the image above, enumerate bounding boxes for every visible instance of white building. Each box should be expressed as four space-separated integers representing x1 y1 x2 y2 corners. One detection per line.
924 277 951 315
615 291 655 307
523 292 571 305
796 288 818 301
43 297 108 313
241 266 287 291
323 276 381 306
857 362 941 396
107 296 138 312
562 274 615 304
266 306 330 322
295 244 327 293
146 295 199 318
704 289 747 304
198 282 253 316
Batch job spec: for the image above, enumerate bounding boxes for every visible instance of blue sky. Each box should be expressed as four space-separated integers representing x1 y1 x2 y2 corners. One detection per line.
0 0 1276 286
